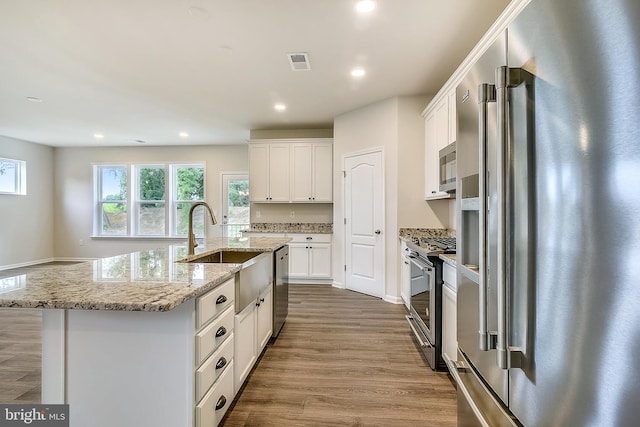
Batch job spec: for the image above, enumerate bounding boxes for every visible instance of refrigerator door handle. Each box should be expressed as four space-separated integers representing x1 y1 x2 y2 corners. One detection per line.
477 83 496 352
495 66 524 370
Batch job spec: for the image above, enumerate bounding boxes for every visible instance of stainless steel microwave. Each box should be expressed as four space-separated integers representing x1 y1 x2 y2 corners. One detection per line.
439 142 456 192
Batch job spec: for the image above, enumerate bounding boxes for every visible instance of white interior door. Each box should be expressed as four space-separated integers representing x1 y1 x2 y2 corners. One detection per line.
344 150 384 298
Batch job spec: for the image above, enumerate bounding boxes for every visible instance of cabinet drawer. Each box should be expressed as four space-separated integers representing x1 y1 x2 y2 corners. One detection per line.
196 306 234 365
443 262 457 291
196 333 234 403
195 360 234 427
197 277 235 329
288 233 331 243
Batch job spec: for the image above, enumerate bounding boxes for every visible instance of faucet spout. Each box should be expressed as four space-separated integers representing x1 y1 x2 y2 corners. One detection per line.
188 202 217 256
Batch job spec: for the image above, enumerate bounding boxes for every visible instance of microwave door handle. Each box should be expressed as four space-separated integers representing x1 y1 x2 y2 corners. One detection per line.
477 83 495 352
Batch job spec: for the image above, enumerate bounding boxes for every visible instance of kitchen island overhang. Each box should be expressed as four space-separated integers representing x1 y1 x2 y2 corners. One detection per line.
0 236 290 427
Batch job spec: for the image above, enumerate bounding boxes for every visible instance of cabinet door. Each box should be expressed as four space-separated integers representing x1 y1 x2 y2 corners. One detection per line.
234 303 256 393
448 90 457 144
290 144 313 202
401 253 411 309
249 144 270 202
288 243 310 278
442 284 458 364
435 97 449 151
312 143 333 202
424 112 440 199
268 144 291 202
256 287 273 352
308 243 331 279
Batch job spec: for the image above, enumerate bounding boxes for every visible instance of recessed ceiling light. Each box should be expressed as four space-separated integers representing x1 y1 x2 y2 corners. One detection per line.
26 97 42 102
351 68 366 77
179 132 189 138
94 133 104 139
274 104 286 111
355 0 376 13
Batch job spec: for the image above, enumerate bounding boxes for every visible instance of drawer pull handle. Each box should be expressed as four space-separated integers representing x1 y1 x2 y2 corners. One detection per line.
215 395 227 411
215 326 227 338
260 298 265 303
215 357 227 370
216 295 228 304
306 236 312 240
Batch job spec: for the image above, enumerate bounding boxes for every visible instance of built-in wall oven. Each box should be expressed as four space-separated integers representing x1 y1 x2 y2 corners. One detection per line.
405 241 448 371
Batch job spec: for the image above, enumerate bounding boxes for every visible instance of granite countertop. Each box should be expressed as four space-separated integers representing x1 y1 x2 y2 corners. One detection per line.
398 227 456 245
0 237 290 313
439 253 457 267
243 222 333 234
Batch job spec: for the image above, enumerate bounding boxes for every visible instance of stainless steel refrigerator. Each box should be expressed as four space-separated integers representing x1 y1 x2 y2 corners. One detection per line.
455 0 640 425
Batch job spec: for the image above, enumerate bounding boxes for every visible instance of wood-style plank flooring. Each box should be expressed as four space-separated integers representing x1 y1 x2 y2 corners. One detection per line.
222 284 457 426
0 261 79 404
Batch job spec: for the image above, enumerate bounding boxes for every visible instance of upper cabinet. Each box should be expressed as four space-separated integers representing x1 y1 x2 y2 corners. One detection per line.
291 142 333 202
249 143 291 202
425 90 456 200
249 139 333 203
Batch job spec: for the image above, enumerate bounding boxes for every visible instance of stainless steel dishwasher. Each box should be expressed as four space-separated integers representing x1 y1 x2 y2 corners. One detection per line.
272 245 289 338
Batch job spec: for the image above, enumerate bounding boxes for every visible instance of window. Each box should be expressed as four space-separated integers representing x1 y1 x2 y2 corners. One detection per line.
94 163 205 237
0 157 26 195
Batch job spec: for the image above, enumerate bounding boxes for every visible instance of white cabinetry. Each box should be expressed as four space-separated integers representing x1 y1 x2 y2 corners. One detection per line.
441 261 458 367
291 142 333 202
288 234 332 281
424 90 456 200
233 284 273 394
400 241 411 309
249 139 333 203
249 143 291 202
61 276 236 427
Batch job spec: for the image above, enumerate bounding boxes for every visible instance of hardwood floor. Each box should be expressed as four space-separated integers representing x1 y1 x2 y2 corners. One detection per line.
222 284 457 427
0 261 80 403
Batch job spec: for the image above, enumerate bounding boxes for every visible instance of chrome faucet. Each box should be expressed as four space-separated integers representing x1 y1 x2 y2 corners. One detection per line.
188 202 217 256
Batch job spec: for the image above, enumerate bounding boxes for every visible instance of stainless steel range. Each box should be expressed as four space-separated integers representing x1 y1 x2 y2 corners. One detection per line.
405 237 455 371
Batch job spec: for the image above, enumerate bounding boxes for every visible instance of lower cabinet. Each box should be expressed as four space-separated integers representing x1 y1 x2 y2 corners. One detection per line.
288 234 332 281
234 285 273 394
441 262 458 366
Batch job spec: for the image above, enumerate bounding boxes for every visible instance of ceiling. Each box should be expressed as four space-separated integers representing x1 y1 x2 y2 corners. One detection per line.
0 0 510 147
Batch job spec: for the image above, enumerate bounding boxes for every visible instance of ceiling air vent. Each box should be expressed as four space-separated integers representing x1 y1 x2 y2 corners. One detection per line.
287 52 311 71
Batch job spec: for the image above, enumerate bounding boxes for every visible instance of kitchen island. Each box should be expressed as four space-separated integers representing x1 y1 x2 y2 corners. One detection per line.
0 237 290 427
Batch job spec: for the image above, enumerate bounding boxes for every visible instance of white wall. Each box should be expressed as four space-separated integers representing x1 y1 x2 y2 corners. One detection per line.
53 145 248 259
333 96 452 302
0 135 55 268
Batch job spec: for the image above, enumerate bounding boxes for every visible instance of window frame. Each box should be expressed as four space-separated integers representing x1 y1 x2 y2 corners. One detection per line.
93 162 206 238
0 157 27 195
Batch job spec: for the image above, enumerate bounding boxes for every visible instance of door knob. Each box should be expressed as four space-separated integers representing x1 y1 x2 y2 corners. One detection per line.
375 230 381 235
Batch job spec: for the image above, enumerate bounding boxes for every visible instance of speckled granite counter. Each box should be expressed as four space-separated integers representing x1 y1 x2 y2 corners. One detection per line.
244 222 333 234
439 253 457 267
398 227 456 244
0 237 290 312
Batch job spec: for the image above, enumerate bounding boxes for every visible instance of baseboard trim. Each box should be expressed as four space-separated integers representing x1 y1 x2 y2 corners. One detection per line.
383 295 403 305
289 279 333 285
54 257 96 262
332 281 345 289
0 257 55 271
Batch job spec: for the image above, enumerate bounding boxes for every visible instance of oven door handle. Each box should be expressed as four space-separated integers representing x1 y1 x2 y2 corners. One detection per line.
405 315 433 348
409 256 432 272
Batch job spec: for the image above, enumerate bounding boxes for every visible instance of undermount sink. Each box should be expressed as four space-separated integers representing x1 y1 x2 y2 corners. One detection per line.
181 250 262 264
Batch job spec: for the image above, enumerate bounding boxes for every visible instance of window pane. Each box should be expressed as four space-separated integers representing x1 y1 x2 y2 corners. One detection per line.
102 202 127 235
227 179 250 224
0 161 16 193
176 166 204 201
139 202 165 235
176 203 204 236
139 167 165 201
101 167 127 200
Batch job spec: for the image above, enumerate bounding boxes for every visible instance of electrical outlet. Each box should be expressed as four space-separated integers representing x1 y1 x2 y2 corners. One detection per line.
256 211 261 218
290 211 295 218
79 239 84 246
